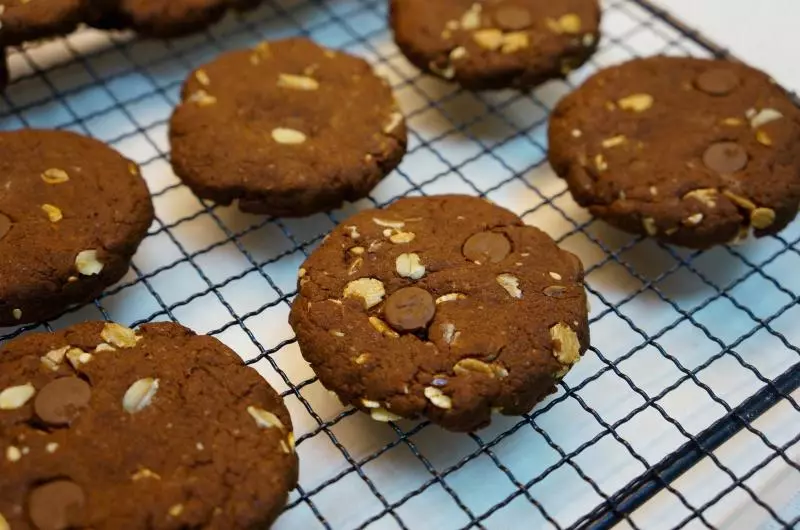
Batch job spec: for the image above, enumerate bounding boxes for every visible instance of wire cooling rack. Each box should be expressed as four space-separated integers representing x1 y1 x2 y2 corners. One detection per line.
1 0 798 528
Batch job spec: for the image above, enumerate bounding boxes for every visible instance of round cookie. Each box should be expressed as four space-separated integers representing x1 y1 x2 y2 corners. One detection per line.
0 129 154 326
289 195 589 432
0 321 298 529
548 57 800 249
390 0 601 90
87 0 259 37
0 0 88 46
169 38 407 217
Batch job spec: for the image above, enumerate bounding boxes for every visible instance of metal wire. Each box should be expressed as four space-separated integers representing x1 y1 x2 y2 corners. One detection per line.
1 0 798 528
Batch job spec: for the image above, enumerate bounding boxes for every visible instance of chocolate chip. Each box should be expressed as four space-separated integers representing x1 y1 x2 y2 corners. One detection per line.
462 231 511 264
492 5 532 31
384 287 435 332
703 142 748 174
695 69 739 96
28 480 85 530
34 377 91 427
0 213 11 241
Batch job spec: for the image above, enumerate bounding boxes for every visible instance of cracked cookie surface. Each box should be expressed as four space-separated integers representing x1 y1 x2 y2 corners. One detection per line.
0 321 298 530
169 37 407 217
548 56 800 248
390 0 601 90
0 129 154 326
289 195 589 432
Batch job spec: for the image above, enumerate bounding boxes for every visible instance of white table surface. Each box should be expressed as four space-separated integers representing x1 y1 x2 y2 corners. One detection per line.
651 0 800 92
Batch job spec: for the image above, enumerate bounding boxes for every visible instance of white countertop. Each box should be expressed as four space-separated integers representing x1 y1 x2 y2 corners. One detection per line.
651 0 800 92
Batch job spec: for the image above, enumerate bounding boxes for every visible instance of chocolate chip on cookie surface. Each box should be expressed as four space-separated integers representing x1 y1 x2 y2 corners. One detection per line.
0 321 298 530
548 57 800 248
289 195 589 432
0 129 154 326
169 37 407 217
0 0 88 46
390 0 601 90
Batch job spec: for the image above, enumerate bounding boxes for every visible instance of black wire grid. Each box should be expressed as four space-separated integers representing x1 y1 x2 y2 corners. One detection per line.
1 0 798 528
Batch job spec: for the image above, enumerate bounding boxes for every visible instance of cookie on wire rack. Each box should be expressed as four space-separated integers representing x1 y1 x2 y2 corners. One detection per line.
548 56 800 249
169 37 407 217
390 0 601 90
0 0 88 46
0 129 153 327
290 195 589 433
0 321 298 530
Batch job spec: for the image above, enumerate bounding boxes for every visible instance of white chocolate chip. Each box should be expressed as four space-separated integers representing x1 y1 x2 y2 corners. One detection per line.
453 358 494 376
343 278 385 309
94 343 116 352
549 322 581 365
496 274 522 299
122 378 159 414
0 512 8 530
429 61 455 79
75 250 104 276
460 3 482 29
749 108 783 129
549 272 562 281
169 504 184 517
449 46 468 60
6 446 21 462
45 442 59 454
361 398 381 409
602 135 627 148
617 93 654 112
683 188 718 208
195 69 211 86
395 253 425 279
11 309 22 321
272 127 307 145
571 129 582 138
389 231 415 244
41 204 63 222
684 213 704 226
41 346 69 371
101 323 140 348
247 405 286 431
368 316 399 338
441 322 458 345
424 387 453 409
345 225 360 239
41 168 69 184
383 112 404 134
66 348 93 370
436 293 466 304
0 383 35 410
642 217 658 236
277 73 319 90
370 407 402 422
372 218 405 229
132 468 161 481
473 29 504 51
188 89 217 106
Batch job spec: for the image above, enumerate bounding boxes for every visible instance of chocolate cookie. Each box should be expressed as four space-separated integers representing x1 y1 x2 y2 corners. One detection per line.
0 0 88 46
548 57 800 248
0 129 154 326
390 0 601 90
0 321 298 529
289 195 589 432
87 0 259 37
169 37 407 217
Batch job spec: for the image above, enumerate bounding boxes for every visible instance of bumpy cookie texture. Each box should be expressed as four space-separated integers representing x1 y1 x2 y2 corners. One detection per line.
390 0 601 90
0 0 88 46
170 38 407 217
0 129 154 326
0 321 298 529
88 0 261 37
549 57 800 249
290 195 589 432
170 38 406 216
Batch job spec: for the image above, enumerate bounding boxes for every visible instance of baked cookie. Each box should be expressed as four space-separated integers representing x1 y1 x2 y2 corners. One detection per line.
0 0 88 46
390 0 601 90
0 321 298 529
169 37 407 217
0 129 154 326
87 0 260 37
289 195 589 432
548 57 800 249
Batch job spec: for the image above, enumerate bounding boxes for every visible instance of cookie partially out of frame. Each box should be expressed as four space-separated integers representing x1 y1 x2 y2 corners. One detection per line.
0 321 298 530
87 0 261 37
390 0 601 90
290 195 589 433
169 37 407 217
549 57 800 249
0 129 154 326
0 0 88 46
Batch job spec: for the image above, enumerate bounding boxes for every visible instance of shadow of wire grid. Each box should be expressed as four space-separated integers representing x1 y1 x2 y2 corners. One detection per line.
0 0 798 528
